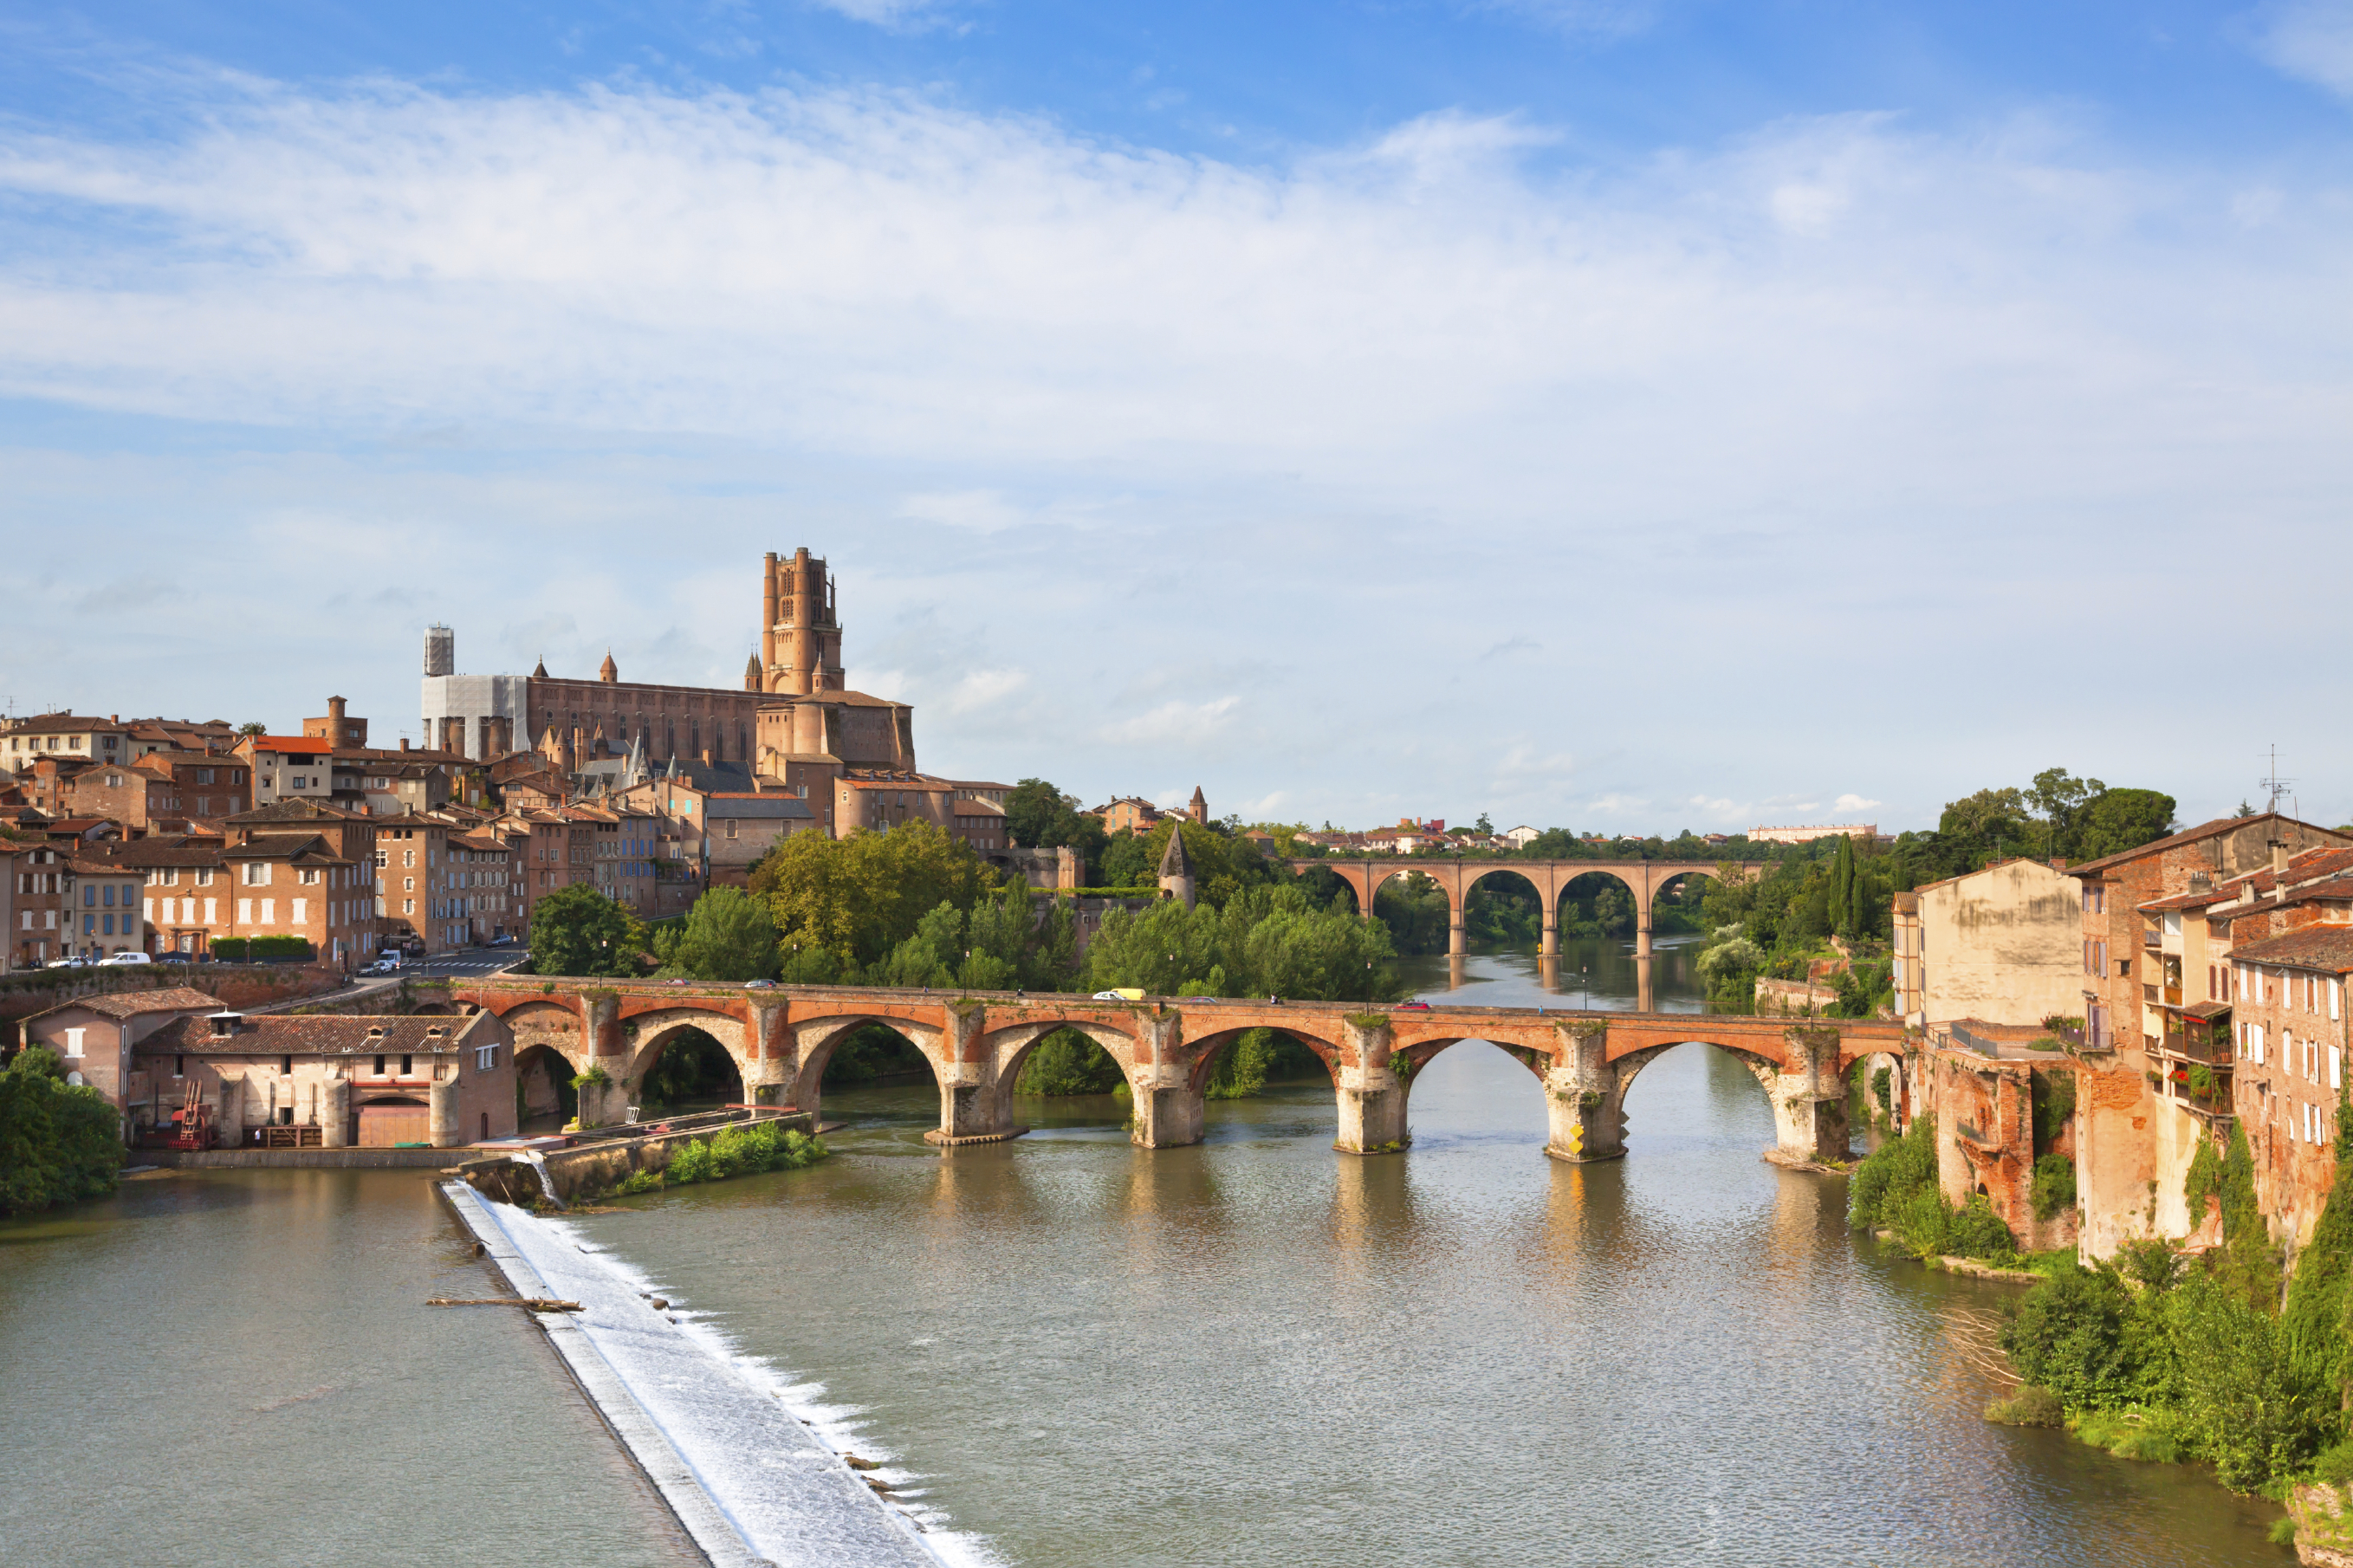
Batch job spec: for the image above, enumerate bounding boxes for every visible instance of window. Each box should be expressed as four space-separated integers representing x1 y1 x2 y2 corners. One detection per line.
292 898 306 925
260 898 274 924
281 1055 293 1075
238 897 251 923
476 1045 497 1072
101 914 114 936
102 885 114 908
2334 1046 2343 1092
399 1053 412 1076
373 1053 386 1076
62 1027 84 1058
299 868 320 885
2252 1024 2266 1064
196 869 213 886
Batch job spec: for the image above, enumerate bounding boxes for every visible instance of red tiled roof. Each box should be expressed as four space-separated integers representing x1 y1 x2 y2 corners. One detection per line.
2070 813 2348 879
32 988 224 1020
2231 927 2353 974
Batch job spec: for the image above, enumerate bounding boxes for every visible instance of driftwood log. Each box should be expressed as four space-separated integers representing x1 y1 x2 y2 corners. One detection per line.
425 1297 582 1312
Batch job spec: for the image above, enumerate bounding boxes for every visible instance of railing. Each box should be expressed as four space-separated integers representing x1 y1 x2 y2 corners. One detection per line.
2142 927 2162 948
2164 986 2183 1006
1948 1024 2002 1058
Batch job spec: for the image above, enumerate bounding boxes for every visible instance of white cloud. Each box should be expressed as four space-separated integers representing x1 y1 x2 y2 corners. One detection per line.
2249 2 2353 97
944 668 1027 712
898 490 1027 531
1101 697 1239 747
807 0 958 34
1832 793 1883 813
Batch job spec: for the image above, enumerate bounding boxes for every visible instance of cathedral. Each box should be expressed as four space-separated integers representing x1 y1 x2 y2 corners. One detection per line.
418 548 918 786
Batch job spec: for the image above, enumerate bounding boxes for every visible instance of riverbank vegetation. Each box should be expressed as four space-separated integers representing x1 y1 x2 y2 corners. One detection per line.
1985 1099 2353 1509
1848 1117 2024 1264
612 1122 829 1196
0 1045 124 1215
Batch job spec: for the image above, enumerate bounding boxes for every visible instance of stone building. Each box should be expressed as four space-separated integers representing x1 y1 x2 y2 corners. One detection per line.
19 988 224 1123
2227 921 2353 1247
120 1007 517 1148
2065 813 2353 1256
1890 858 2084 1029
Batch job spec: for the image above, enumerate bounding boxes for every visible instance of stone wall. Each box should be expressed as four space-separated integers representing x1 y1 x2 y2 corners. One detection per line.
3 962 343 1030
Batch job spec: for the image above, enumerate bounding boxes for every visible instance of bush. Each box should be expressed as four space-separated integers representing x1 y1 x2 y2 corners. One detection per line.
615 1169 664 1195
662 1122 827 1188
2000 1267 2140 1409
209 935 314 963
1986 1385 2064 1427
1850 1114 1938 1230
2032 1154 2078 1221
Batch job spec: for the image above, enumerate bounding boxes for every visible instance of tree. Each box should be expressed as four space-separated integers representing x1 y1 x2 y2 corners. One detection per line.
750 820 992 968
666 887 780 982
235 721 266 738
2028 768 2105 859
1474 812 1494 834
0 1046 123 1215
2076 789 2177 861
526 884 649 977
1082 884 1400 1001
1002 779 1110 871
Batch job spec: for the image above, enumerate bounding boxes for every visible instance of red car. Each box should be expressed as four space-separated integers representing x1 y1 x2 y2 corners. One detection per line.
1397 1001 1431 1010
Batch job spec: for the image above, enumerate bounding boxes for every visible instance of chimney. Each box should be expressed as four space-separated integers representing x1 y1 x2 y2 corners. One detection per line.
2275 839 2290 879
399 738 410 753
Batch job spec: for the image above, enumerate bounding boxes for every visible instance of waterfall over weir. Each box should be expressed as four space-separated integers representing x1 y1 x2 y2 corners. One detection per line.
440 1182 950 1568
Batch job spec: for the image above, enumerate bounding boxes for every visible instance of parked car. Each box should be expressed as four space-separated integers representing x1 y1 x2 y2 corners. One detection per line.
489 934 517 947
97 951 153 967
744 979 775 989
664 977 690 986
45 956 92 969
1397 1001 1430 1010
154 951 192 964
361 959 398 975
1092 988 1145 1001
1183 995 1216 1003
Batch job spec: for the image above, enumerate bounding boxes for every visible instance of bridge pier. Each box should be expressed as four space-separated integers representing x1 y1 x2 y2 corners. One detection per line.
580 992 633 1128
1634 906 1654 1013
1771 1025 1851 1163
1543 1020 1626 1162
1539 906 1559 958
1332 1015 1408 1154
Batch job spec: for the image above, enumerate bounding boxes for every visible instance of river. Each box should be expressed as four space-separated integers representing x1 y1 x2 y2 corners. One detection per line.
0 936 2291 1565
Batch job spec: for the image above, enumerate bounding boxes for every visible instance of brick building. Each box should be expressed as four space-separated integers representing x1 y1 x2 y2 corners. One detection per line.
120 1007 518 1148
2227 918 2353 1247
1890 859 2083 1028
18 988 224 1123
2066 813 2353 1255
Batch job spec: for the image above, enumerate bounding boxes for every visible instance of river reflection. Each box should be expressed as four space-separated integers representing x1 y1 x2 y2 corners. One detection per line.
567 943 2285 1567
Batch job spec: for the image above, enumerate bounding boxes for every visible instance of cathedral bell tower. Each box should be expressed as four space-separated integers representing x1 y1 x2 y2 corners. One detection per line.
761 548 845 697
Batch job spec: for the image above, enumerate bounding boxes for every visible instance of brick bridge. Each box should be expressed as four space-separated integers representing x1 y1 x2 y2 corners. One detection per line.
451 978 1911 1163
1297 858 1762 1009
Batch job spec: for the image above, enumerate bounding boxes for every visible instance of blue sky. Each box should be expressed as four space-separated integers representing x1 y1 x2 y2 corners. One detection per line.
3 2 2350 833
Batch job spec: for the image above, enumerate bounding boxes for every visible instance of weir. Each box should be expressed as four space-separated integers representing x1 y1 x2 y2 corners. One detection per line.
438 1182 944 1568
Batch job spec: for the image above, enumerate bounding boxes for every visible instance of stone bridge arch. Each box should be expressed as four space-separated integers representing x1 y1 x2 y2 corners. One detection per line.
614 1006 755 1105
788 1010 952 1124
1181 1024 1344 1095
982 1019 1144 1129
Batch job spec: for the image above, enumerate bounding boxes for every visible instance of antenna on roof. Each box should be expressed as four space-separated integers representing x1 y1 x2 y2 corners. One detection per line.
2260 745 2293 815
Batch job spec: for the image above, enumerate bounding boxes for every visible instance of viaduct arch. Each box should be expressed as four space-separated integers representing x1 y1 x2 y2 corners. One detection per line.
452 979 1911 1163
1298 858 1763 1009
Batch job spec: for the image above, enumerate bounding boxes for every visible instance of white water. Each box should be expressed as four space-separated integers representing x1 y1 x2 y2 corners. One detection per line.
455 1186 969 1568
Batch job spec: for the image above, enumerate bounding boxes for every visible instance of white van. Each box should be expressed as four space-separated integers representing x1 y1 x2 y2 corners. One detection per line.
98 951 153 967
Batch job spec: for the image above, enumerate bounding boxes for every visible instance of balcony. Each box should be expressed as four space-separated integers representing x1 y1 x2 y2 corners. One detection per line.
2142 926 2162 949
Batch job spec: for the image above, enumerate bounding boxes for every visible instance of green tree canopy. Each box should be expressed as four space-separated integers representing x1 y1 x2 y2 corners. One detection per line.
527 884 650 977
2076 788 2178 862
0 1046 124 1215
663 886 781 982
1002 778 1110 870
1083 884 1399 1001
749 820 994 968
